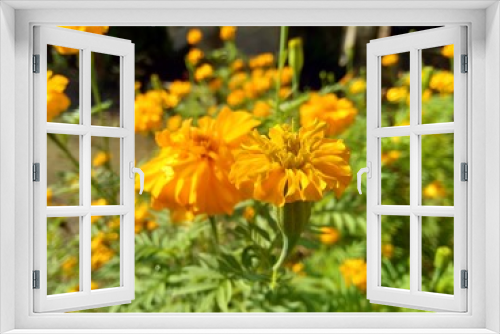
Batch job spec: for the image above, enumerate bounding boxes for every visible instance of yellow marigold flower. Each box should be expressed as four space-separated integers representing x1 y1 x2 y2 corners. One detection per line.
319 227 340 245
243 206 255 221
279 66 294 85
382 244 394 258
62 256 78 276
187 28 203 45
167 115 183 132
423 180 447 199
231 59 245 72
291 262 305 275
227 89 246 106
47 71 71 121
208 78 223 92
252 100 271 118
220 26 237 41
422 88 432 102
91 232 114 270
169 81 191 98
441 44 454 58
135 81 141 91
249 53 274 69
230 120 352 207
349 79 366 94
108 217 121 229
381 150 401 165
195 64 214 82
340 258 367 291
386 86 409 103
300 93 357 137
229 72 248 90
92 151 111 167
135 90 177 133
381 54 399 67
279 87 292 99
186 48 204 65
55 26 109 54
429 71 454 94
141 109 260 215
47 188 53 205
243 76 272 98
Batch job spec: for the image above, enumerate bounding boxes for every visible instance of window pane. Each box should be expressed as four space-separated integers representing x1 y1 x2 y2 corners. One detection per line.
381 215 410 290
421 216 454 294
421 45 454 124
421 134 454 206
47 134 80 206
91 52 121 127
380 52 410 127
91 215 120 290
91 137 121 205
381 136 410 205
47 45 80 124
47 216 80 295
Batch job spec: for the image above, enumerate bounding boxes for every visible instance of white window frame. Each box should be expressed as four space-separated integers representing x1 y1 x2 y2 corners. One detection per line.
0 1 499 333
33 26 136 313
365 26 468 312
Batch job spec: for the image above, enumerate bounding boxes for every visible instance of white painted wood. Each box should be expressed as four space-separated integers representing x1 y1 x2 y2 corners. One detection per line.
9 5 488 332
367 26 468 312
33 26 134 313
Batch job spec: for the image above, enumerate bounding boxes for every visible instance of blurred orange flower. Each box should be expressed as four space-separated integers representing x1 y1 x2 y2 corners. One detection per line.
252 100 272 118
340 258 367 291
319 227 340 245
381 54 399 67
186 48 204 65
423 180 447 199
55 26 109 54
187 28 203 45
195 64 214 81
441 44 454 58
47 71 71 121
300 93 357 136
220 26 237 41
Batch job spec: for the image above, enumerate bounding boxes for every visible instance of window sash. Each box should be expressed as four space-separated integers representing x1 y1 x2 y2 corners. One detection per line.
32 26 135 313
366 26 468 312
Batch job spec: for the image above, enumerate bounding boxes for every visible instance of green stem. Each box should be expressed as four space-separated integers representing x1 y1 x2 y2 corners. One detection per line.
275 26 289 123
270 206 288 290
208 216 220 253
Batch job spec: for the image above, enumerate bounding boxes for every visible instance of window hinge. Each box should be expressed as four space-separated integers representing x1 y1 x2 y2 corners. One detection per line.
33 163 40 182
33 54 40 73
33 270 40 289
461 162 468 181
461 54 468 73
461 270 468 289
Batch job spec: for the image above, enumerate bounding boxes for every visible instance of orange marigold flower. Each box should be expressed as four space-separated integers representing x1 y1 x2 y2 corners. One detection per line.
227 89 246 106
55 26 109 54
386 87 409 103
208 78 223 92
187 28 203 45
220 26 237 41
252 100 271 118
92 151 111 167
300 93 357 137
249 53 274 68
167 115 183 132
381 54 399 67
195 64 214 81
186 48 204 65
423 180 447 199
319 227 340 245
169 81 191 98
429 71 454 94
141 109 260 215
441 44 454 58
381 150 401 165
231 59 245 72
349 79 366 94
340 258 367 291
229 72 248 90
135 90 178 133
230 120 352 207
291 262 305 275
47 71 71 121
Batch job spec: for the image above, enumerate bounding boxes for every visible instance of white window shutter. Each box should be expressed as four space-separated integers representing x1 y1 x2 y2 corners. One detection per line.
365 26 467 312
33 26 135 313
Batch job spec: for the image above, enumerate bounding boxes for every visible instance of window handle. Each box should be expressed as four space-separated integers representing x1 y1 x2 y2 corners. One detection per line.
357 162 371 195
129 161 144 194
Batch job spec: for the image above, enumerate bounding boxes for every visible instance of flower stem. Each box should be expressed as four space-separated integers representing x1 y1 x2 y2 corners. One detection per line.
275 26 289 123
270 206 288 290
208 215 220 253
